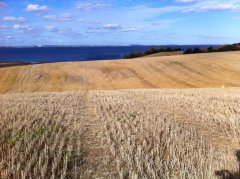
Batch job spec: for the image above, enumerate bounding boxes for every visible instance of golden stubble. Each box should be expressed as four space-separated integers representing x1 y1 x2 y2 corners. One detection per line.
0 51 240 93
1 88 240 178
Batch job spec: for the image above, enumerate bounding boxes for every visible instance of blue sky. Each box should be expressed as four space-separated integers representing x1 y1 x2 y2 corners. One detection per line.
0 0 240 46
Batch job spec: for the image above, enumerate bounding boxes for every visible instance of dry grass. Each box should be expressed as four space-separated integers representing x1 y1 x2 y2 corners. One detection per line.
143 51 183 57
93 88 240 178
1 88 240 178
1 51 240 93
0 92 90 178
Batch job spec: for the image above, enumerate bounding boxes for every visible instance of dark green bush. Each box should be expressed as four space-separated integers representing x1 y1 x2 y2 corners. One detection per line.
124 47 182 59
183 44 240 55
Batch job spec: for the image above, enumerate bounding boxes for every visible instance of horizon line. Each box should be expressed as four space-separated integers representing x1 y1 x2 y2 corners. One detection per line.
0 44 224 48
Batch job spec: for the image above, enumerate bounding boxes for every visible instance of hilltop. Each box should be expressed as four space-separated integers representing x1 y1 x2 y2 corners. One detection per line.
0 51 240 93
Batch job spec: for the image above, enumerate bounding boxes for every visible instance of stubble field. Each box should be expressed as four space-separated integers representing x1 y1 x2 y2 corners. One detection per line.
0 51 240 93
1 88 240 178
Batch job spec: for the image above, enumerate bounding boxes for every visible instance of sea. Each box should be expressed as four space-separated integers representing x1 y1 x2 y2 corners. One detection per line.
0 45 221 63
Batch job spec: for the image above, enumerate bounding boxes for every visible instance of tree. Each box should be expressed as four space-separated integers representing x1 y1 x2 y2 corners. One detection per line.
207 47 213 52
183 49 193 54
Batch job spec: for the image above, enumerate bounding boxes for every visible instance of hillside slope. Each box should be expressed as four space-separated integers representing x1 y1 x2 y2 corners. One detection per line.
0 51 240 93
1 88 240 178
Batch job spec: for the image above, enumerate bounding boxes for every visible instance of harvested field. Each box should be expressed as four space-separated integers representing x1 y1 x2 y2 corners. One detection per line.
1 88 240 178
0 52 240 93
143 51 183 57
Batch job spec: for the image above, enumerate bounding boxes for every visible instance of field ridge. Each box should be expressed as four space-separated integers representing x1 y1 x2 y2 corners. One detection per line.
0 51 240 93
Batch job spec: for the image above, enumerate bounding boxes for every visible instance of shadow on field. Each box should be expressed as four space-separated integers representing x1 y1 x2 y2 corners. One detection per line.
215 150 240 179
0 62 33 68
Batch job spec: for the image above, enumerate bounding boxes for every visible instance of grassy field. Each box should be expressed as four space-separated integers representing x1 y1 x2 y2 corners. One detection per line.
1 88 240 178
0 51 240 93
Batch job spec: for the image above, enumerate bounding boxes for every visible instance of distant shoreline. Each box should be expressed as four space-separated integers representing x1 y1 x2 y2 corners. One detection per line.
0 45 221 63
0 44 222 48
0 50 237 68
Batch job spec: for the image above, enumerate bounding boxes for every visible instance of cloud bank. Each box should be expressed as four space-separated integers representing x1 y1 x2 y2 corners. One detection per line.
25 4 49 12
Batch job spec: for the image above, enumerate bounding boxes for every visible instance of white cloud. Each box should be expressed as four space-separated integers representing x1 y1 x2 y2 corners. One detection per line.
45 26 82 37
0 36 12 42
0 24 8 29
102 24 141 32
121 28 141 32
86 29 103 34
0 1 6 8
76 3 110 11
151 19 177 26
201 3 240 11
2 16 26 22
13 24 32 31
45 25 58 31
25 4 49 12
5 35 12 39
86 23 142 34
180 1 240 12
44 13 72 21
176 0 198 3
78 19 101 25
103 24 121 29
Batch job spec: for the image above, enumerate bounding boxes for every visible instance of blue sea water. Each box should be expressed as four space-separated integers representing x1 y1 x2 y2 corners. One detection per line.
0 45 221 63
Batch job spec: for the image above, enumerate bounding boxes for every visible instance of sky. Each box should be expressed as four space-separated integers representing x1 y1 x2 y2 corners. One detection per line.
0 0 240 46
